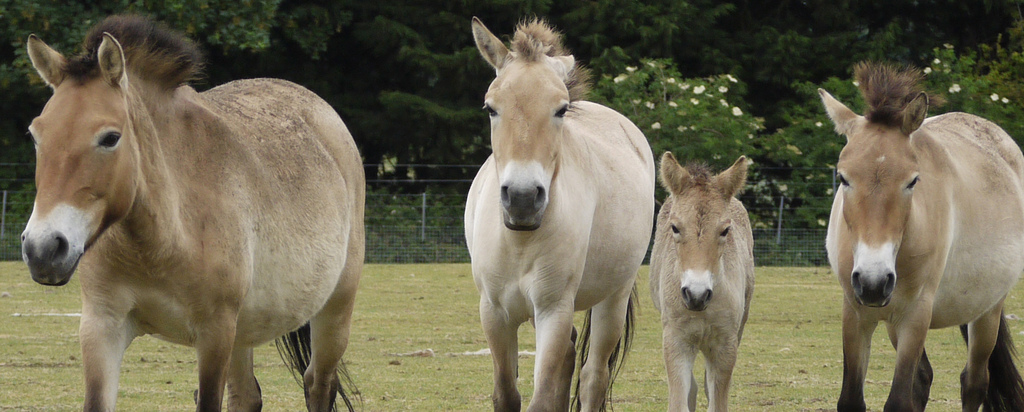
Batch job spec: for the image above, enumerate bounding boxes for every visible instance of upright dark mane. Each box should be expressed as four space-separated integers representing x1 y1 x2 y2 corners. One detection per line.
510 19 591 101
854 62 935 127
65 15 203 89
683 163 715 188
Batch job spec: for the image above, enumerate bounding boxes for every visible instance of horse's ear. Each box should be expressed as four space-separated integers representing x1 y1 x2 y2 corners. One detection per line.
819 88 860 138
715 156 750 199
659 152 691 196
26 35 66 89
472 17 510 72
547 55 575 83
901 92 928 136
97 33 127 88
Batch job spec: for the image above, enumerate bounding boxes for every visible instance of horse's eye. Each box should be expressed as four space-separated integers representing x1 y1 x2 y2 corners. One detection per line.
483 104 497 117
720 226 730 237
906 176 920 190
555 104 568 118
670 224 680 235
98 132 121 148
838 173 850 187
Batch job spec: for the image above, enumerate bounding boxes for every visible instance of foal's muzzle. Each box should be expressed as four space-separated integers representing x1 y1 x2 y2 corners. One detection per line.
681 286 713 312
500 183 547 231
22 230 81 286
851 270 895 307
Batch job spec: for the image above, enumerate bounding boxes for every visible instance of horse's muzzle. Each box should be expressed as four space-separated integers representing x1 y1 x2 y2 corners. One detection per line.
22 231 81 286
500 183 547 231
851 270 895 307
681 286 713 311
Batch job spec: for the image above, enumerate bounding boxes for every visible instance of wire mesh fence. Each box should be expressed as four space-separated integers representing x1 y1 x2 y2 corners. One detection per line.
1 190 828 266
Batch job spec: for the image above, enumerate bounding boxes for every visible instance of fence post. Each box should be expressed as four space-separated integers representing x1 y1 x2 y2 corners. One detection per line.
421 192 427 241
776 195 784 244
0 190 6 244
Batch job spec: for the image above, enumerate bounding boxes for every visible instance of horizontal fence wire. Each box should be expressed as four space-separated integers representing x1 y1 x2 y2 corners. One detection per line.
1 190 829 266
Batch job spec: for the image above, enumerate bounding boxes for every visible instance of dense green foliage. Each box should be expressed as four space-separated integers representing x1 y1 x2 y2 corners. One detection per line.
3 1 1024 228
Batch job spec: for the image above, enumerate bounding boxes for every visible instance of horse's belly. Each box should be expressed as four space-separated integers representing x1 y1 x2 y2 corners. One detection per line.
930 241 1024 328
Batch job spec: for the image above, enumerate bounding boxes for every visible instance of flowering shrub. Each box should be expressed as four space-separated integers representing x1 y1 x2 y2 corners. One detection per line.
591 59 764 171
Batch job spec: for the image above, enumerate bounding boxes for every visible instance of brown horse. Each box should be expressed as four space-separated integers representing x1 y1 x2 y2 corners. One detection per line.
21 15 363 411
821 62 1024 411
649 153 754 412
465 18 655 412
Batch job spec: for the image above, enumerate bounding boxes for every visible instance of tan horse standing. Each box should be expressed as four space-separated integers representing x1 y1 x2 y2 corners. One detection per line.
650 153 754 412
821 62 1024 411
20 16 363 412
465 18 655 412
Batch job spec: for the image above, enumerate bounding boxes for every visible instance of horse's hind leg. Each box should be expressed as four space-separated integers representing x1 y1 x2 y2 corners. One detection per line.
960 304 1003 412
226 347 262 411
305 258 361 412
578 288 631 411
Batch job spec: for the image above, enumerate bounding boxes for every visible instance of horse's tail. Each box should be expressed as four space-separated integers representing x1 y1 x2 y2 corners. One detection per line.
959 313 1024 412
571 283 638 412
275 323 359 412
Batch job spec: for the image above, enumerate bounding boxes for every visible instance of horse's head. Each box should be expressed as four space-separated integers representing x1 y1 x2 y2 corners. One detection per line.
820 62 931 307
21 32 140 286
472 17 587 231
659 152 748 311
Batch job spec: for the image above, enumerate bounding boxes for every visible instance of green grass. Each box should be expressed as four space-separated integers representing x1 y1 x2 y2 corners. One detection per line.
1 262 1023 411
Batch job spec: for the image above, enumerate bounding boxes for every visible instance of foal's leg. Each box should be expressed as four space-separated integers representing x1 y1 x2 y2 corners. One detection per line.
663 325 699 412
225 347 262 412
706 342 738 412
578 287 631 411
79 311 135 412
960 304 1003 412
529 303 577 412
837 301 878 412
481 300 523 412
305 259 361 412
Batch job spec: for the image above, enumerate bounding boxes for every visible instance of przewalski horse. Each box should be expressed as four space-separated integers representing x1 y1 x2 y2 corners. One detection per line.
464 17 655 412
821 62 1024 412
650 152 754 412
21 15 363 411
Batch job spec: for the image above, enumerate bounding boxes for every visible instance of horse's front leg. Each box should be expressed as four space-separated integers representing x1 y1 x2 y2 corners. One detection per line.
577 287 631 411
706 340 738 412
195 312 239 412
663 325 698 412
529 304 576 412
80 311 134 412
837 300 879 412
883 302 933 412
481 299 522 412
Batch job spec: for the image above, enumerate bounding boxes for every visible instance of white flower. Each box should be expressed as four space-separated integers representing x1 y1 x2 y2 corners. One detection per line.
690 98 700 105
668 101 678 107
626 66 637 73
613 74 628 83
693 85 706 94
991 93 1000 101
818 219 827 227
651 122 661 130
732 107 743 116
779 184 788 192
647 61 657 68
720 99 729 107
943 43 954 49
726 74 738 83
949 84 961 93
718 86 728 93
645 101 655 109
677 125 686 132
631 99 641 105
852 80 859 86
923 67 932 74
1002 97 1010 104
815 121 823 127
667 78 676 84
933 58 941 65
680 83 691 90
747 134 754 139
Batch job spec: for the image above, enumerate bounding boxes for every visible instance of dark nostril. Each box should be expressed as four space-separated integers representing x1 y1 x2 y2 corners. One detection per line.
705 289 713 302
884 272 896 292
851 271 861 285
53 233 69 258
500 185 510 204
681 287 690 301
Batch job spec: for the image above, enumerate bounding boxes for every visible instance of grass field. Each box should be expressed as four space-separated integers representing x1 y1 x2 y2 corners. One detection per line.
2 262 1024 411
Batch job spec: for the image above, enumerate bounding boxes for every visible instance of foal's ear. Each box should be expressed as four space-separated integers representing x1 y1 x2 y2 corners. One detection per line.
472 17 510 72
659 152 691 196
819 88 860 138
26 35 67 89
901 92 928 136
546 55 575 83
97 33 127 88
716 156 750 199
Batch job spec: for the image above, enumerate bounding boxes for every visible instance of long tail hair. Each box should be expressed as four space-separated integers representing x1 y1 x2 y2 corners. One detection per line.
571 284 638 411
959 313 1024 411
276 323 360 412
